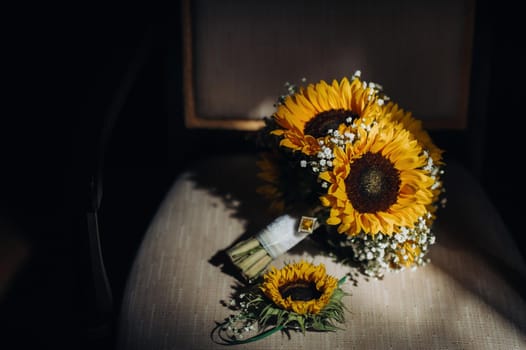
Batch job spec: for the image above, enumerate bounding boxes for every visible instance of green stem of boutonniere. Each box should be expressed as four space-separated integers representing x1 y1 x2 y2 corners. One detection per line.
211 323 284 345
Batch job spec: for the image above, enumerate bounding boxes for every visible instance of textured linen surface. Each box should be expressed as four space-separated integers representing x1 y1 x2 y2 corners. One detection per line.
117 155 526 350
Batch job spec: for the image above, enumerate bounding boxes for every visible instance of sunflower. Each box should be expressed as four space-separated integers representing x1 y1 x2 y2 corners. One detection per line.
383 102 444 165
382 102 446 225
256 150 323 215
256 152 286 215
260 261 338 315
319 118 435 236
270 76 382 156
391 240 422 268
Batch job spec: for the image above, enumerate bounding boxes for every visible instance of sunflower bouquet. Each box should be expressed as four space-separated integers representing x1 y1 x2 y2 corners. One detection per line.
227 70 445 280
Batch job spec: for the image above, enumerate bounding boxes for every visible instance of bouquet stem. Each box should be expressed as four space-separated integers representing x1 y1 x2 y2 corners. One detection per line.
226 215 318 282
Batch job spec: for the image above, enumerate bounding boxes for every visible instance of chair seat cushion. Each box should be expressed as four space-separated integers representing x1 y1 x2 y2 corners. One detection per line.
117 154 526 349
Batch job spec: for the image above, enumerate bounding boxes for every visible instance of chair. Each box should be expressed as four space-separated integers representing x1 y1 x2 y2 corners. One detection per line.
115 1 526 349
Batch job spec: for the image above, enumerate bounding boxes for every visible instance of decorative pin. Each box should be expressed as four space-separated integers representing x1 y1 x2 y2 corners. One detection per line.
298 216 318 234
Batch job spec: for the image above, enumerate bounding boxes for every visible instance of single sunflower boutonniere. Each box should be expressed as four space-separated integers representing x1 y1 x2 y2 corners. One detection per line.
212 261 348 344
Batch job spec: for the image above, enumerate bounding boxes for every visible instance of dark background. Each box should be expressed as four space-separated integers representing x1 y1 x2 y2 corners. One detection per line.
0 1 523 349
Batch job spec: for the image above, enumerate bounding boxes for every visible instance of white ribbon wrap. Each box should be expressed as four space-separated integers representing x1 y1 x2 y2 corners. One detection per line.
255 215 310 259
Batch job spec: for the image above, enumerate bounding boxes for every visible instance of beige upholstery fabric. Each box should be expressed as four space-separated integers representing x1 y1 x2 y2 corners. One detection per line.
117 155 526 350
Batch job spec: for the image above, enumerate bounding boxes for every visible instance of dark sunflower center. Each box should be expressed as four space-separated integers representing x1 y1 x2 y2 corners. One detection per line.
345 152 401 213
279 281 322 301
304 109 358 138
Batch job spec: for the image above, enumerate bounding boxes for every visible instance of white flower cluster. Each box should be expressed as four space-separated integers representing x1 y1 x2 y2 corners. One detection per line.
337 214 437 277
300 116 377 177
277 78 308 106
220 293 258 340
301 138 335 175
353 70 390 105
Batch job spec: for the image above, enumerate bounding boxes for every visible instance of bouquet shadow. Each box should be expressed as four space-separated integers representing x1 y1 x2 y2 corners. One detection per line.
182 154 314 280
185 153 364 286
